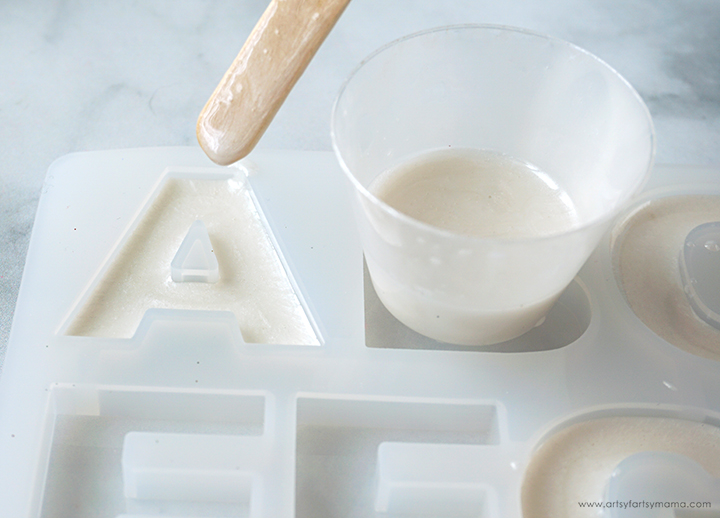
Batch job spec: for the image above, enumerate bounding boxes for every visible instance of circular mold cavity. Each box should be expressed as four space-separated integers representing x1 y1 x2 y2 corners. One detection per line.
604 451 720 517
521 406 720 518
611 193 720 361
679 222 720 330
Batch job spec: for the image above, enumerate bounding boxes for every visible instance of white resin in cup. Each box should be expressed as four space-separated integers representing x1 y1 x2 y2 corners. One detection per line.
332 25 655 345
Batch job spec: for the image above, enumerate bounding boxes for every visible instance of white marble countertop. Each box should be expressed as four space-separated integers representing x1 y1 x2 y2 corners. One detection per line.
1 0 719 371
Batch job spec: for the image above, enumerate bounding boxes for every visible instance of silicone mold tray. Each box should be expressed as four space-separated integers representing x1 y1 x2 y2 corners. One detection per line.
1 148 720 518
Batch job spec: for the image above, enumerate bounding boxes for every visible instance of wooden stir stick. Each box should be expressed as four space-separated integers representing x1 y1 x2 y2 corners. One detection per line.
197 0 352 165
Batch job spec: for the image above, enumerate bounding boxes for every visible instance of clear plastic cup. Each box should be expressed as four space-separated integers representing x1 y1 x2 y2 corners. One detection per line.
331 25 655 345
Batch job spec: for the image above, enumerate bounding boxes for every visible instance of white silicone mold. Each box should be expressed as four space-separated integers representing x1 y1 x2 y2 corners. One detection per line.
1 148 719 518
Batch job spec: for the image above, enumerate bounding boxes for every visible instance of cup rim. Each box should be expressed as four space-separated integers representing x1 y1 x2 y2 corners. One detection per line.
330 23 657 245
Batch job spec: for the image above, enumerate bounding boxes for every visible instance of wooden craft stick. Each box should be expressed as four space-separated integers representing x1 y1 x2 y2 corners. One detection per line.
197 0 352 165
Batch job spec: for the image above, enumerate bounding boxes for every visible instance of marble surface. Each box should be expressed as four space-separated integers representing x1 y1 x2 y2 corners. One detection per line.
1 0 719 372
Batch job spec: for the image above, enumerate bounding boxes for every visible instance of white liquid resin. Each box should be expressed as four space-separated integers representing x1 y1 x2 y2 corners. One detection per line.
366 148 579 345
66 176 318 345
615 195 720 361
370 148 578 239
521 416 720 518
365 259 564 345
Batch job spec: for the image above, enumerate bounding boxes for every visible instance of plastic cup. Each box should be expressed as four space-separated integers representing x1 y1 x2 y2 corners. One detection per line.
331 25 655 345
